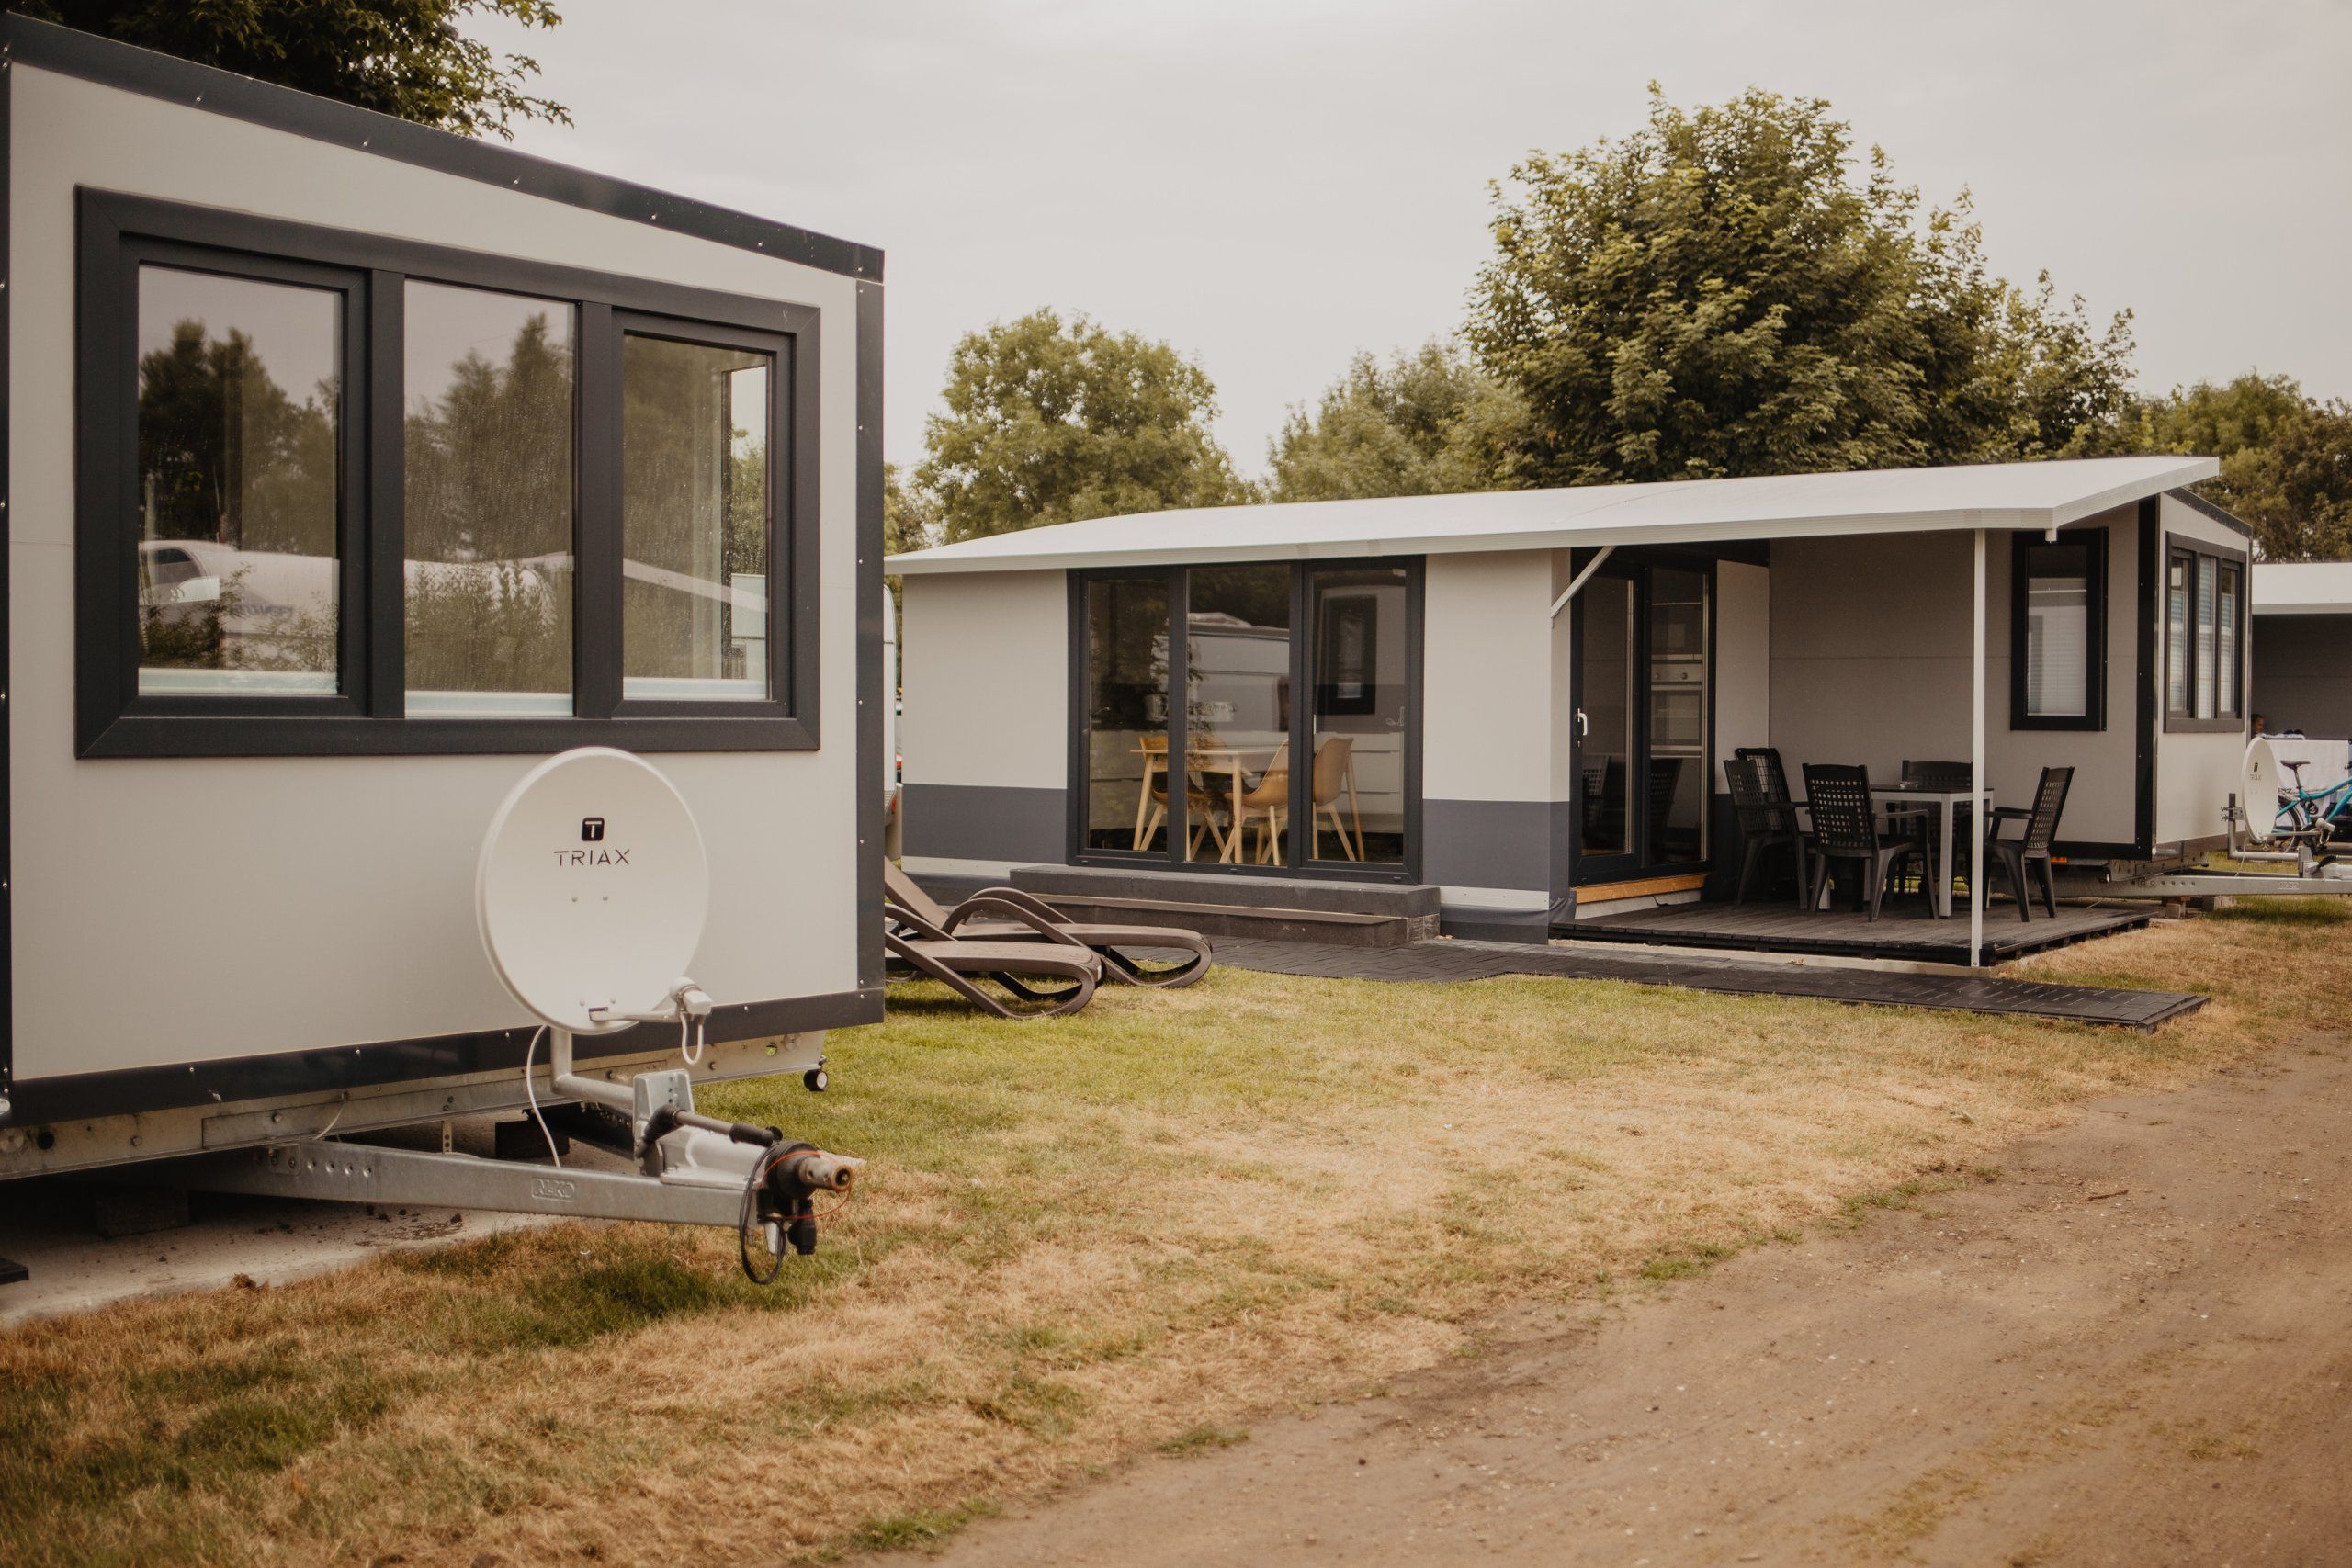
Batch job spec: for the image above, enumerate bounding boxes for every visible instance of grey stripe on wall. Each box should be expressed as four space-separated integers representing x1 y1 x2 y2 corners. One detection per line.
902 784 1067 865
1422 798 1566 894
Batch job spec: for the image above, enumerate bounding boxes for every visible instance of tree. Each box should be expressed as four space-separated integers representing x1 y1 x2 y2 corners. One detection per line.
2131 375 2352 560
1265 340 1529 502
883 463 937 557
10 0 568 139
1464 87 2136 487
138 318 337 556
916 310 1250 543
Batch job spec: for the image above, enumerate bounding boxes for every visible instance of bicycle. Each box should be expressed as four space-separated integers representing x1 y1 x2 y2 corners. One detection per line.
2272 757 2352 850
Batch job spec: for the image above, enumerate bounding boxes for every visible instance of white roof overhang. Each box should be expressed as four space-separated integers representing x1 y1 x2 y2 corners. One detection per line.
2253 561 2352 616
888 456 2220 576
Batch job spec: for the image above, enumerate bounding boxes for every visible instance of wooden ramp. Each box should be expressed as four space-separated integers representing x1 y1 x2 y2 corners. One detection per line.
1210 937 2205 1031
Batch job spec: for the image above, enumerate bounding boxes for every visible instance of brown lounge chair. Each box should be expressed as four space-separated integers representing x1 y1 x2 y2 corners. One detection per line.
884 863 1214 988
884 888 1102 1020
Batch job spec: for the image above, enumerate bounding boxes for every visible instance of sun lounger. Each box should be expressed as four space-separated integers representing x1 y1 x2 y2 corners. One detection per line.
884 863 1213 988
882 893 1102 1019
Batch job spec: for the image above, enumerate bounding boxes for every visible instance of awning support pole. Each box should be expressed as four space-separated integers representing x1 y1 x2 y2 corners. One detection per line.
1548 545 1617 619
1971 528 1986 968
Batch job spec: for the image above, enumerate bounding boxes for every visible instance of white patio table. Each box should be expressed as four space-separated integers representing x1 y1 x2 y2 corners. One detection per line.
1871 783 1994 919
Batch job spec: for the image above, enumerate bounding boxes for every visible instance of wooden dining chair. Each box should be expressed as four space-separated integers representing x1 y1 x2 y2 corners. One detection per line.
1133 735 1227 858
1310 736 1363 862
1234 744 1292 864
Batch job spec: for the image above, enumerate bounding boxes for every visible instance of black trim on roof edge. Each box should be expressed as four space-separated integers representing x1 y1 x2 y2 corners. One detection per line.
1 14 881 283
2165 486 2255 538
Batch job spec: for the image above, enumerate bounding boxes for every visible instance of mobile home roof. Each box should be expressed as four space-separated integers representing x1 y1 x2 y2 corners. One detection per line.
888 455 2220 575
2253 561 2352 616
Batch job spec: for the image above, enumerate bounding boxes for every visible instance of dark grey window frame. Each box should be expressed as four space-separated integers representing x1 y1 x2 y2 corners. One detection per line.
2163 533 2248 735
2008 527 2108 732
1065 558 1424 885
74 188 822 757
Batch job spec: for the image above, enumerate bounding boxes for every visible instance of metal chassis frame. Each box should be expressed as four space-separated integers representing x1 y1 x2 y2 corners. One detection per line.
151 1138 749 1228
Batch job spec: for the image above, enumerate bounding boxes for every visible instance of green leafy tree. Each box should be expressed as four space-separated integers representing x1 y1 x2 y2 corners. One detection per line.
883 463 937 557
1464 87 2135 487
1266 340 1530 502
138 319 337 556
9 0 568 139
2130 375 2352 560
916 309 1251 543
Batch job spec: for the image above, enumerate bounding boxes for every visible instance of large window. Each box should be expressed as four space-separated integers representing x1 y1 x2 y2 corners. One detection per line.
402 282 575 716
134 265 348 698
1073 561 1419 875
1185 566 1292 865
2165 538 2248 732
2010 530 2106 730
1080 576 1170 853
76 192 819 757
621 332 775 703
1309 566 1411 863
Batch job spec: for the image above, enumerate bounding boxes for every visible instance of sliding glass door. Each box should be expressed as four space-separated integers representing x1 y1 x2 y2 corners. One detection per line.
1571 556 1712 888
1072 559 1420 878
1080 575 1170 852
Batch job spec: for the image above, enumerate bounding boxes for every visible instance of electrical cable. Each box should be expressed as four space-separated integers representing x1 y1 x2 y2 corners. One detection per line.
522 1024 562 1168
307 1096 348 1142
738 1140 789 1284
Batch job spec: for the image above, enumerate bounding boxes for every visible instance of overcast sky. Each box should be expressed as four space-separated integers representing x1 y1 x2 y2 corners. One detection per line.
476 0 2351 476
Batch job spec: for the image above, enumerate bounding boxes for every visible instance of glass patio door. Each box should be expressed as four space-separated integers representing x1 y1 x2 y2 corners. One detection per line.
1573 558 1711 886
1574 571 1639 883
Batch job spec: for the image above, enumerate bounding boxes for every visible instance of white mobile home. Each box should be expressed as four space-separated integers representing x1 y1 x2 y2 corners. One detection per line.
2252 561 2352 740
0 17 884 1185
892 457 2251 959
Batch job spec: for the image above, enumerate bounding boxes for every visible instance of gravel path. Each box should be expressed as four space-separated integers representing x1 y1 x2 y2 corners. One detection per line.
888 1035 2352 1566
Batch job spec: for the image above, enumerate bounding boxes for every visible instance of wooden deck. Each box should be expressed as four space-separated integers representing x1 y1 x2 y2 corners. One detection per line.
1561 895 2153 965
1211 936 2204 1031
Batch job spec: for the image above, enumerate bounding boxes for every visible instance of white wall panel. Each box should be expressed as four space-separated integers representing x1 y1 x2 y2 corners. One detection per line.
900 572 1068 791
1423 551 1556 802
1714 560 1771 776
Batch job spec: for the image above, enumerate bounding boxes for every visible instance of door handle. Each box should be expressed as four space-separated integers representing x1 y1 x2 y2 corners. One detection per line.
1575 708 1589 739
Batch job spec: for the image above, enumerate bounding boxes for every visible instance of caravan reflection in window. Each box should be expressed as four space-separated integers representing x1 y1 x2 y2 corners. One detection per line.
135 265 342 694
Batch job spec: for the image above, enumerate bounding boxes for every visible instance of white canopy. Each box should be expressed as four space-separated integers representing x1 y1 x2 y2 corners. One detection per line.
888 455 2221 575
2253 560 2352 615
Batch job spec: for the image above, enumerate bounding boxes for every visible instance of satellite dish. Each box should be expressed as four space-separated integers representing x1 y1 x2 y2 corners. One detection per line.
2243 736 2282 846
477 747 709 1033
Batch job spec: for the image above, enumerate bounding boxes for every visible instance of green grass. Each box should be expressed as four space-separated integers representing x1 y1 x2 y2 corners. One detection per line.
1 899 2341 1566
1157 1425 1250 1457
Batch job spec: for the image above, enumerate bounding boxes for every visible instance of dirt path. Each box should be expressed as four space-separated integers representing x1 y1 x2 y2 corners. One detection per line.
890 1036 2352 1567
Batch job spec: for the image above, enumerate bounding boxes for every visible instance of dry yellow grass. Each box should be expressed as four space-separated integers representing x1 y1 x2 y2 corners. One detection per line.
2 899 2345 1566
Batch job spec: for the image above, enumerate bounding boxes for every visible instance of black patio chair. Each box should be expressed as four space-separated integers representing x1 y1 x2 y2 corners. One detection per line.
1725 756 1812 908
1986 766 2073 922
1896 758 1975 892
1802 763 1921 921
1735 747 1797 813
